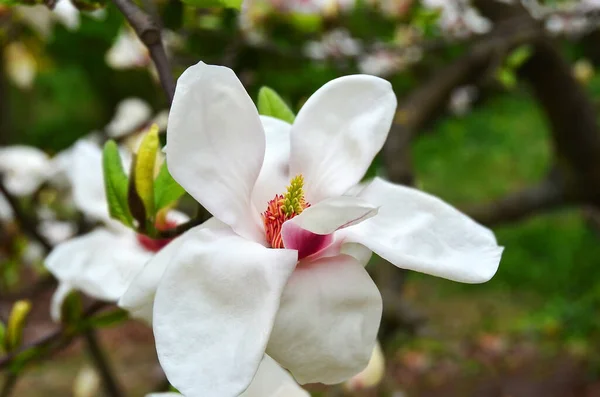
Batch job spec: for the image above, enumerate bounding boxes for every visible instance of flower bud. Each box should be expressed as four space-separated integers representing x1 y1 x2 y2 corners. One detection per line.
344 341 385 391
6 300 32 351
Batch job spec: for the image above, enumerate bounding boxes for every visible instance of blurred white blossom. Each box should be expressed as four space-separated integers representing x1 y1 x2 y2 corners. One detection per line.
4 42 37 89
73 367 101 397
422 0 492 38
106 28 150 70
304 29 362 60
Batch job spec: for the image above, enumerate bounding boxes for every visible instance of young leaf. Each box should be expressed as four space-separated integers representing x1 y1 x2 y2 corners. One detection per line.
257 87 296 124
134 126 160 217
506 45 532 69
180 0 242 9
154 161 186 212
85 309 129 329
6 300 31 351
102 141 134 227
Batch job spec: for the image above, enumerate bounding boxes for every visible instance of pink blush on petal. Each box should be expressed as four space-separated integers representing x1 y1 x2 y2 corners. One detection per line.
281 221 334 260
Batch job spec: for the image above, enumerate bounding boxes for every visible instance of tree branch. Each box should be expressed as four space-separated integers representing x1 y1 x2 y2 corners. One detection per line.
0 374 17 397
464 175 574 226
0 180 52 251
0 302 108 371
111 0 175 104
83 330 123 397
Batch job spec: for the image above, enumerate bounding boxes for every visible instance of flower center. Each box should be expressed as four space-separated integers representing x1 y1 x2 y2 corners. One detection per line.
262 174 310 249
136 217 177 253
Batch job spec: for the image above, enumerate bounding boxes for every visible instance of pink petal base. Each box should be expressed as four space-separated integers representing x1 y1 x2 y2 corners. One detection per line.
281 221 334 260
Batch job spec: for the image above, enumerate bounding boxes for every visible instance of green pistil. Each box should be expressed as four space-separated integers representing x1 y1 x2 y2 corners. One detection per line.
282 174 305 217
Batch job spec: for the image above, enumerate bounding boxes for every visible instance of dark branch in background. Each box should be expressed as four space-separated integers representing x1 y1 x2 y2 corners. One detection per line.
0 374 17 397
465 174 576 226
111 0 175 104
0 180 52 251
83 330 123 397
460 0 600 224
0 302 109 371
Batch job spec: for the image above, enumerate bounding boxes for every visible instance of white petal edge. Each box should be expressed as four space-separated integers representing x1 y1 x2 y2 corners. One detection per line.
50 283 74 322
45 228 153 308
119 217 228 324
166 61 266 242
267 254 382 385
345 177 503 283
283 195 378 236
289 75 397 202
153 228 298 397
251 116 292 211
0 145 52 196
241 355 310 397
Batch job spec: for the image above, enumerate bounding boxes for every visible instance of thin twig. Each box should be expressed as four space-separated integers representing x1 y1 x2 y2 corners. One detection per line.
83 330 123 397
0 302 108 371
0 374 17 397
156 216 204 238
111 0 175 104
0 180 52 251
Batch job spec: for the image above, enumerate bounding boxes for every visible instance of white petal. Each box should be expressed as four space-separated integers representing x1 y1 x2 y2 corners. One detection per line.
267 254 382 385
68 140 108 222
241 355 309 397
105 97 152 138
153 229 298 397
105 28 149 70
284 196 377 235
53 0 80 30
344 341 385 390
346 178 503 283
0 193 14 221
119 217 228 325
0 146 51 196
45 228 153 307
166 62 266 242
251 116 291 211
289 75 397 202
281 196 377 260
50 283 74 322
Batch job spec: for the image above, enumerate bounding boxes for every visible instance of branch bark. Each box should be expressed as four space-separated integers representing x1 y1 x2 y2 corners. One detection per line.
465 175 574 226
83 330 123 397
0 180 52 251
111 0 175 104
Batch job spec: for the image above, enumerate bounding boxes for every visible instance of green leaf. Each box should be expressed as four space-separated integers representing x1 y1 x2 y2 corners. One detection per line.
102 141 134 227
497 67 517 90
85 309 129 329
134 127 159 217
257 87 296 124
180 0 242 9
506 45 532 69
6 300 31 351
154 161 186 212
60 291 83 326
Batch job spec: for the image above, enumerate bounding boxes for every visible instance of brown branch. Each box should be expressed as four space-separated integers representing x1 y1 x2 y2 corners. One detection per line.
0 180 52 251
0 302 108 371
83 330 123 397
464 175 574 226
0 374 17 397
111 0 175 104
384 17 542 186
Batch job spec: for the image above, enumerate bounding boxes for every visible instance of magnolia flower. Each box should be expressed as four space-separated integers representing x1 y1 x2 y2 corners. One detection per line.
4 42 37 89
344 342 385 390
44 139 187 321
0 146 54 196
146 355 309 397
15 0 80 39
422 0 491 38
303 29 362 60
106 28 150 70
105 98 154 138
120 61 502 396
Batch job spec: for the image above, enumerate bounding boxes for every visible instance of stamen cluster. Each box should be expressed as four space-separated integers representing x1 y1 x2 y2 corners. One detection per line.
263 175 310 249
